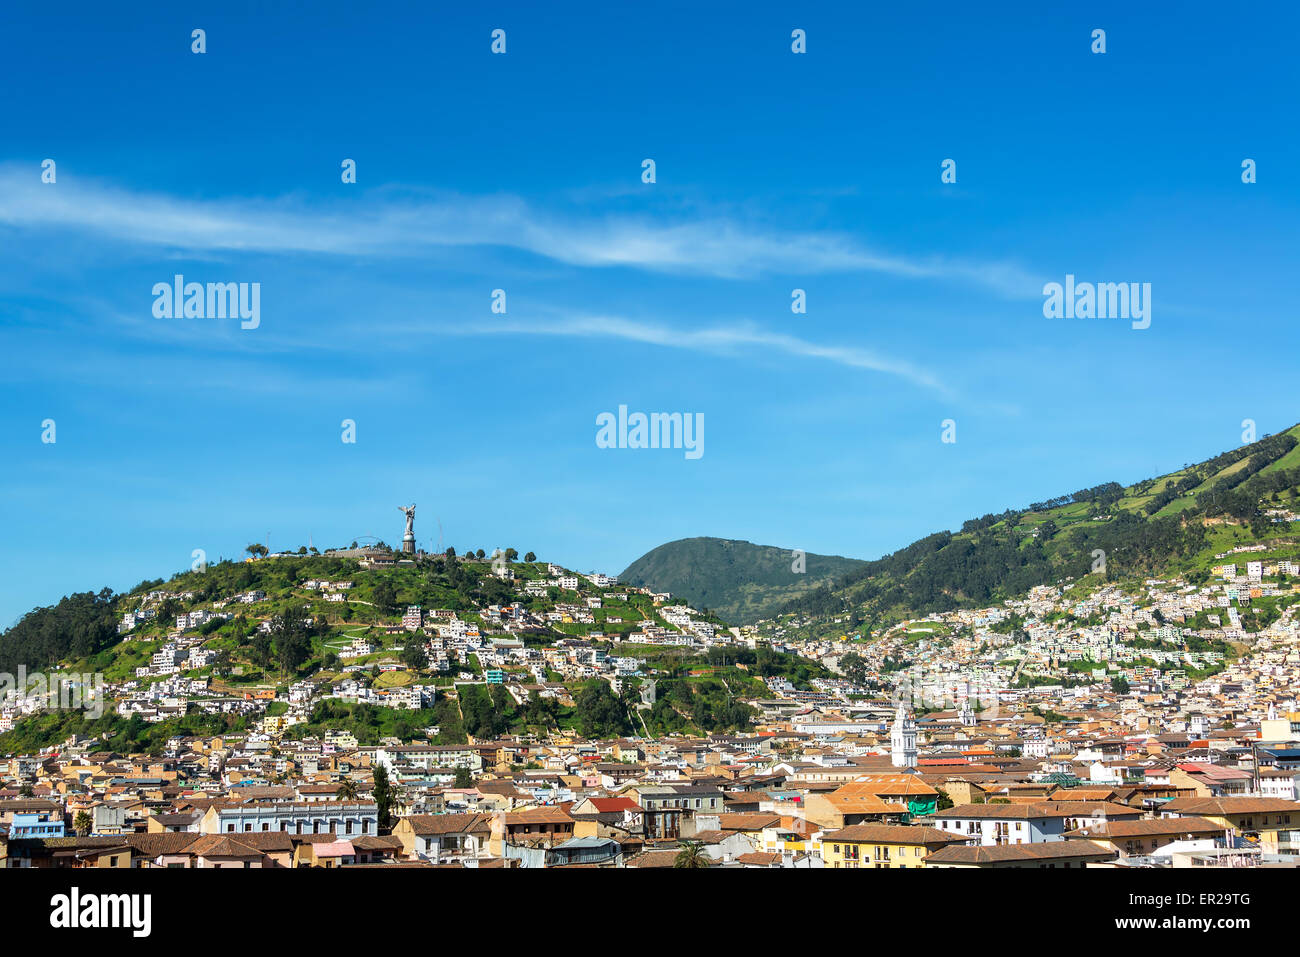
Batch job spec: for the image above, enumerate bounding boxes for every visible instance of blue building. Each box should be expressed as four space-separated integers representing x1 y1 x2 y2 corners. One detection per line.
9 812 65 839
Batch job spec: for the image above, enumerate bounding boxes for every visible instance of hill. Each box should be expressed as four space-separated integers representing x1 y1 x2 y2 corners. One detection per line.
769 423 1300 639
0 549 828 754
619 537 867 625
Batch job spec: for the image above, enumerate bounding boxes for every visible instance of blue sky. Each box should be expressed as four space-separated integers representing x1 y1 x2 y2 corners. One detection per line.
2 1 1299 627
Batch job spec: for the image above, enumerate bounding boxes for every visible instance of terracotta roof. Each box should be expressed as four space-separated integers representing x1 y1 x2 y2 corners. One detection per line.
690 829 738 844
505 807 573 825
823 794 911 815
625 849 681 868
822 824 964 846
351 834 404 850
925 840 1117 865
189 834 265 859
401 813 493 836
583 797 640 814
940 801 1140 820
225 831 294 851
128 833 203 857
1065 816 1227 840
736 851 782 866
1162 797 1300 816
716 813 781 832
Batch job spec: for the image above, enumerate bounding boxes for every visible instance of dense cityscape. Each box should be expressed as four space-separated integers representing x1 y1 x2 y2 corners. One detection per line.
3 514 1299 871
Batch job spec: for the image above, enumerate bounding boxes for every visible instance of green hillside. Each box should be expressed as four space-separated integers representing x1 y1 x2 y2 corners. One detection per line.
774 423 1300 638
0 550 764 753
620 537 867 625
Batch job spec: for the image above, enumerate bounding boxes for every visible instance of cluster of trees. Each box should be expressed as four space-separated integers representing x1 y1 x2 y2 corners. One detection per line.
298 699 438 745
780 468 1225 625
700 644 828 686
1146 432 1297 516
242 605 318 675
574 680 632 738
444 547 525 561
460 683 518 738
0 702 247 756
961 510 1023 534
838 652 872 686
645 678 754 734
461 682 565 739
1028 481 1125 513
0 588 118 673
1197 463 1300 530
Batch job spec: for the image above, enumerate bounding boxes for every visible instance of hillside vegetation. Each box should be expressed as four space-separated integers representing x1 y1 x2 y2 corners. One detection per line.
620 537 867 625
775 424 1300 636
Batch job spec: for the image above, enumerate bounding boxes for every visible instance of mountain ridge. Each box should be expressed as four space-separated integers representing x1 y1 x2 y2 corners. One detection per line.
625 424 1300 636
619 537 866 625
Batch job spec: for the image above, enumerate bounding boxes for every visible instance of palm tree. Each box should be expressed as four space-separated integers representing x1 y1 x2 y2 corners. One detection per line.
336 779 360 801
73 811 92 836
673 840 711 868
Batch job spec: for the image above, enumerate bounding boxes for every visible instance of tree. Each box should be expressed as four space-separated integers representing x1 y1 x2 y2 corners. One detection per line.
445 547 456 558
839 652 869 685
73 810 92 836
372 763 396 832
505 548 519 562
372 580 398 615
935 788 954 811
574 680 632 738
454 767 473 789
1110 675 1131 695
336 779 360 801
270 606 312 675
524 690 559 730
475 549 486 559
524 552 536 562
673 840 711 868
401 642 428 671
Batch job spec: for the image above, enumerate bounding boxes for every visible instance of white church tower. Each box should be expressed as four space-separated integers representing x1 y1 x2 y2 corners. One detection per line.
960 697 976 727
891 703 918 768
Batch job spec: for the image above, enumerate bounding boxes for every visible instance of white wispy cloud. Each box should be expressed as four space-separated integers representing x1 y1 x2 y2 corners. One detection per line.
0 165 1037 294
434 313 950 394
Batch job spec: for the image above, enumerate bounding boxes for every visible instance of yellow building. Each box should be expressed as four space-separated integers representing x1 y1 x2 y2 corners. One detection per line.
820 824 963 869
1161 797 1300 852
